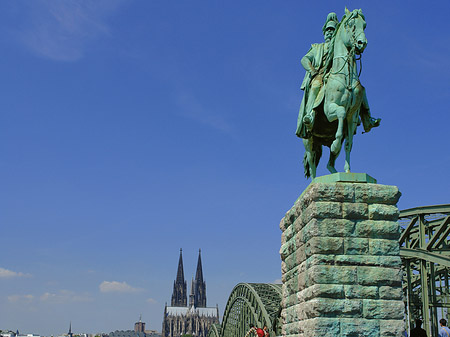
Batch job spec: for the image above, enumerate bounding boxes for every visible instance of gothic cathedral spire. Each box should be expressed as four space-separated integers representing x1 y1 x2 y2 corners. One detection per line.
171 248 187 307
194 249 207 307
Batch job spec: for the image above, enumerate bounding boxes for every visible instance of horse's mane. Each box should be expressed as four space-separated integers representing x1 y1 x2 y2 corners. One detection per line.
323 9 365 75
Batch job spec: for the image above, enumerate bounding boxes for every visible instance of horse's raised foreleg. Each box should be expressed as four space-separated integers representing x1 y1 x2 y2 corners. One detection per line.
327 102 346 155
303 138 317 178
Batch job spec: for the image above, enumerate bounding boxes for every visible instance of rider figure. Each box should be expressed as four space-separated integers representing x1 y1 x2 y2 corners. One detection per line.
296 12 380 139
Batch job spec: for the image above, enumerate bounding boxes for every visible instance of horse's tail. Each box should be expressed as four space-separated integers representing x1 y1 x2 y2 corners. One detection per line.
303 140 322 179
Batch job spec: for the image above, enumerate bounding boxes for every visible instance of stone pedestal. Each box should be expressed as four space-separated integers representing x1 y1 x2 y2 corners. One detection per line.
279 174 405 337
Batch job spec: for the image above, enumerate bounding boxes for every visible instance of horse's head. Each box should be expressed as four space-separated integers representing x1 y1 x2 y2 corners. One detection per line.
341 8 367 54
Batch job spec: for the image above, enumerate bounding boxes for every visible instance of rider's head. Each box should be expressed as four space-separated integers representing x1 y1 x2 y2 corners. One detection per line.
322 12 338 42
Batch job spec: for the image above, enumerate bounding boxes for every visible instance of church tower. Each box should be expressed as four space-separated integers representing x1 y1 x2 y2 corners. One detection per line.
171 248 187 307
193 249 207 307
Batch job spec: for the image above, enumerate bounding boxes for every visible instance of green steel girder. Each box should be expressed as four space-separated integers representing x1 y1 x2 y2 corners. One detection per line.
219 283 282 337
399 204 450 337
206 324 221 337
401 248 450 267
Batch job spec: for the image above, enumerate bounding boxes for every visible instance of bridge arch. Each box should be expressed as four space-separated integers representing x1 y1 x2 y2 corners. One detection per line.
218 283 282 337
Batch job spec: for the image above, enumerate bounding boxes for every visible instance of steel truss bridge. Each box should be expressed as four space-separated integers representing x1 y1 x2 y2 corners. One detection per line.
207 283 282 337
399 204 450 336
208 204 450 337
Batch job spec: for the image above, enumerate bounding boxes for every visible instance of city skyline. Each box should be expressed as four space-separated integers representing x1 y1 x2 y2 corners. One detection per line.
2 1 450 336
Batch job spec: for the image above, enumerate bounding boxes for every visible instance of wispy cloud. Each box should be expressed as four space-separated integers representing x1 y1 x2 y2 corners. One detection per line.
17 0 125 61
177 93 235 137
0 267 31 278
8 294 34 303
273 279 282 284
40 290 93 303
146 298 157 304
99 281 142 293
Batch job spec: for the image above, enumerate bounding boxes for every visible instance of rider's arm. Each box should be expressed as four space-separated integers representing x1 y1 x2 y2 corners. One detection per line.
301 46 318 76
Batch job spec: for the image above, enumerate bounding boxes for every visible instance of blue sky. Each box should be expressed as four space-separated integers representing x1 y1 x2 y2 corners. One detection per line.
1 1 449 336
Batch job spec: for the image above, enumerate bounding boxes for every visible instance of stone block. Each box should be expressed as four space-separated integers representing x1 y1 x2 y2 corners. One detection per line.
335 255 402 268
303 182 356 203
302 201 342 223
344 285 378 299
308 265 357 285
363 299 404 319
280 240 296 260
357 266 402 287
354 184 401 204
379 320 405 336
306 254 336 268
369 204 400 221
305 236 344 256
379 286 404 300
299 284 345 302
355 220 401 239
302 298 362 319
369 239 400 256
340 318 380 337
300 317 341 337
343 238 369 255
302 218 355 242
342 202 369 219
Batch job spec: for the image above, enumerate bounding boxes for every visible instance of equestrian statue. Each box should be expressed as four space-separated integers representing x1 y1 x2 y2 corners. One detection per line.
296 8 381 179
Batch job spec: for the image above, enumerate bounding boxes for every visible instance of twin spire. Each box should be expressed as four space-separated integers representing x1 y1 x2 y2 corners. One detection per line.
171 249 207 308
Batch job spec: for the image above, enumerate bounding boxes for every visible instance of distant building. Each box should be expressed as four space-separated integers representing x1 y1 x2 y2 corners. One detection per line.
108 330 160 337
1 331 17 337
162 249 219 337
109 317 161 337
134 316 145 333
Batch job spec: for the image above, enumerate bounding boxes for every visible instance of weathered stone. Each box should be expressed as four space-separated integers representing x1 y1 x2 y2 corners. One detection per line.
379 286 404 300
342 202 369 219
379 320 405 336
280 240 296 260
354 184 401 205
300 317 341 337
308 265 357 285
369 204 400 221
280 179 404 336
344 284 378 299
302 183 355 204
302 218 355 242
302 201 342 222
355 220 401 239
299 284 345 302
343 237 369 255
357 266 402 286
335 255 402 268
302 298 362 319
340 318 380 337
369 238 400 256
363 299 404 319
305 236 344 256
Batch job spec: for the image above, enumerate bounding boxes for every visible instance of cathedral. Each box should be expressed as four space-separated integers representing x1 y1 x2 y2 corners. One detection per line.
162 249 219 337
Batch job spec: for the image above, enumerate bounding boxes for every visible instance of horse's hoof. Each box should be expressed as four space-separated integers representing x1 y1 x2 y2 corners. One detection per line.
331 140 340 154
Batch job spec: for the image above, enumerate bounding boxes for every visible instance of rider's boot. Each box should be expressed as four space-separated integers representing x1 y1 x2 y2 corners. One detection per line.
361 112 381 133
303 111 315 131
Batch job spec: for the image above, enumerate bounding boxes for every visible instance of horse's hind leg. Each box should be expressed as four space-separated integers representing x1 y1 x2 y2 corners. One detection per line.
344 119 358 173
303 138 317 178
327 146 340 174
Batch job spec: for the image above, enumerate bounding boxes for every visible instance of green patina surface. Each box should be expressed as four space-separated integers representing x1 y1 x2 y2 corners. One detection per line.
297 8 381 179
312 172 377 184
